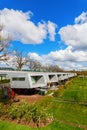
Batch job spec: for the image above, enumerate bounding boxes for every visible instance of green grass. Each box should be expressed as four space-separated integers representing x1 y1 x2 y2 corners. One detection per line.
0 120 84 130
48 101 87 126
0 77 87 130
61 77 87 102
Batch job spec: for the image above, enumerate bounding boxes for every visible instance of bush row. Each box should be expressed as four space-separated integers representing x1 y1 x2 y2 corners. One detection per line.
0 101 52 127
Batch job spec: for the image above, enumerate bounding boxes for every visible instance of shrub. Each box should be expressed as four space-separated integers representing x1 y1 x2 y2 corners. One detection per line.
0 103 9 117
8 101 52 127
9 102 29 119
0 103 4 116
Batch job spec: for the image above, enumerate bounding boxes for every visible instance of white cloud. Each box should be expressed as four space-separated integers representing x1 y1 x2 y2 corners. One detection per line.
28 52 51 65
2 45 87 70
28 45 87 70
0 8 57 44
75 12 87 24
28 52 42 61
48 46 87 62
47 21 57 41
59 12 87 50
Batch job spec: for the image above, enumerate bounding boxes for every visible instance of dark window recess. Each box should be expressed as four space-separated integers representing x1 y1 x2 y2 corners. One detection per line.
49 75 54 79
12 77 25 81
57 75 61 77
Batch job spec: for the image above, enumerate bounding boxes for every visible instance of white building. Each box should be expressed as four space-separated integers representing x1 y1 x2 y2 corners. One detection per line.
0 70 76 90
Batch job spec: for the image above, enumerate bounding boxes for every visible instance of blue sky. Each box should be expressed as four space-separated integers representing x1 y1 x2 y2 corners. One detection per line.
0 0 87 70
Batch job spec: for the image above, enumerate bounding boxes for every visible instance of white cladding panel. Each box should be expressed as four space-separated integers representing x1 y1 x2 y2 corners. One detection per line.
0 70 76 89
45 73 58 83
0 71 30 88
29 73 47 88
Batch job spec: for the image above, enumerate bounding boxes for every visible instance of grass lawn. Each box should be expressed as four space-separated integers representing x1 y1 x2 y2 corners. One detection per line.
0 120 84 130
0 77 87 130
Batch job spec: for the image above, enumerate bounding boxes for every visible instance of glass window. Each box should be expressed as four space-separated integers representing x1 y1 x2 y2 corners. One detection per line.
12 77 25 81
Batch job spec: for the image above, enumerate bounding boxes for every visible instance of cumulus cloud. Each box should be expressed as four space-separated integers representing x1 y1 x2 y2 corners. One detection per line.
28 45 87 70
59 12 87 50
28 52 42 61
28 46 87 62
47 21 57 41
48 46 87 62
75 12 87 24
0 8 57 44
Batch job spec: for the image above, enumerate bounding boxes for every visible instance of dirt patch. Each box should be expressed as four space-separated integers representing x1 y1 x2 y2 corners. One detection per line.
15 94 44 104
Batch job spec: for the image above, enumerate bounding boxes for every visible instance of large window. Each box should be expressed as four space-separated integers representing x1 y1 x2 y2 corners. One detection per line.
12 77 25 81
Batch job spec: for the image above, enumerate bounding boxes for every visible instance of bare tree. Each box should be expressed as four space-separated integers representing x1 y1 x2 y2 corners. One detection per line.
29 58 42 71
28 57 64 72
12 50 29 71
0 25 11 61
42 64 63 72
49 65 64 72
